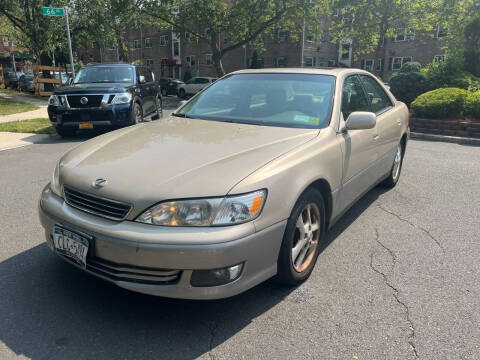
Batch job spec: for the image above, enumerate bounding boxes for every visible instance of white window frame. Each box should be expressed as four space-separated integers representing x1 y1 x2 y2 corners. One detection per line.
2 40 8 47
394 28 415 42
277 29 288 43
205 28 212 40
361 59 374 71
275 56 287 67
133 39 141 49
145 59 154 67
436 25 448 38
185 32 194 42
304 56 316 67
206 54 213 65
305 28 313 42
376 58 383 71
392 56 412 70
186 55 196 66
160 35 169 46
145 37 152 48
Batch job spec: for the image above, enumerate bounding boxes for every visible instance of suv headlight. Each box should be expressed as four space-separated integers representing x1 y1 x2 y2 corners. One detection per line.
136 190 267 226
50 162 62 197
111 92 132 104
48 95 60 106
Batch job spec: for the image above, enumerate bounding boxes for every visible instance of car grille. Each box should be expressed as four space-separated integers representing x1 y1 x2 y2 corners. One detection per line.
87 257 181 285
63 186 132 221
67 95 103 108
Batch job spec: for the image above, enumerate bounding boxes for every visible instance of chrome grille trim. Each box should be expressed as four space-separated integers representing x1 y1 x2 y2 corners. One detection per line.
87 257 181 285
63 186 132 221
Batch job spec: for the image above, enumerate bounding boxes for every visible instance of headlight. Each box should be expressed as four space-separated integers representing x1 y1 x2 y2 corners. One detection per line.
50 162 62 197
136 190 267 226
48 95 60 106
111 92 132 104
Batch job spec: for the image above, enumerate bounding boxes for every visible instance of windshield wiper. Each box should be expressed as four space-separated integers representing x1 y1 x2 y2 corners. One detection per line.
172 113 196 118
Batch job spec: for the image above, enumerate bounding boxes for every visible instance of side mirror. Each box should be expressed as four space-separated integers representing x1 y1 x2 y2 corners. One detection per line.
139 75 146 84
345 111 376 130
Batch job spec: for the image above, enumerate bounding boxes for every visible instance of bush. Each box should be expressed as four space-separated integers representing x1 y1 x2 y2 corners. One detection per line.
411 88 469 119
465 91 480 118
399 61 422 74
390 71 428 105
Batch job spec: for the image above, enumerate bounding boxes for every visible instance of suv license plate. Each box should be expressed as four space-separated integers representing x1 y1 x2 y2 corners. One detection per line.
53 225 90 268
79 122 93 129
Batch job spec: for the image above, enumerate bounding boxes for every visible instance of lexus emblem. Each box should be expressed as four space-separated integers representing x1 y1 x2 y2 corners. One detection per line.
80 96 89 105
91 178 107 189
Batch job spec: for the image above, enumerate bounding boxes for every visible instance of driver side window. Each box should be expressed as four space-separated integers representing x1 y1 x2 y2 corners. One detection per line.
341 75 371 119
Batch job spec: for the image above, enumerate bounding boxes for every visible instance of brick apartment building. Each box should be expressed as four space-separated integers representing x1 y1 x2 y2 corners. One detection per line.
78 19 448 81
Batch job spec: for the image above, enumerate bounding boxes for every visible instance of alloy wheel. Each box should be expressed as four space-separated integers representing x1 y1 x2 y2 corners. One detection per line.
392 144 402 181
291 203 321 272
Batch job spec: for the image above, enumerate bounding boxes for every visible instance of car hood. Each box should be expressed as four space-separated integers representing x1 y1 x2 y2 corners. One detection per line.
54 83 131 95
59 117 319 218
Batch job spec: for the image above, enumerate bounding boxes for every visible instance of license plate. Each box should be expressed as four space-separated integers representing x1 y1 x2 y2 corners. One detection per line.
53 225 90 268
79 122 93 129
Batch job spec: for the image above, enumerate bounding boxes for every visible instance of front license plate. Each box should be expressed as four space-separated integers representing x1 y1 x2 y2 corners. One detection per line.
79 122 93 129
53 225 90 268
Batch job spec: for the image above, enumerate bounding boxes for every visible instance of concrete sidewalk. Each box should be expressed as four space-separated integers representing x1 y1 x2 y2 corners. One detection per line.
0 92 48 123
0 131 51 151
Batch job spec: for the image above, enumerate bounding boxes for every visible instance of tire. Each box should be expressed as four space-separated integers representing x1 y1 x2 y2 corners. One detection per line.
381 141 405 188
153 95 162 120
178 88 186 99
161 88 167 97
56 126 77 138
277 188 326 285
131 102 143 125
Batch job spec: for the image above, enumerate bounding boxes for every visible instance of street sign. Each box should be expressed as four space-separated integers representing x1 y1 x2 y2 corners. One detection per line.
42 7 64 16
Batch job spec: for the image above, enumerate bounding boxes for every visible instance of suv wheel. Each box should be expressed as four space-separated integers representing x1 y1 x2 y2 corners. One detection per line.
131 102 143 125
153 95 162 120
178 88 186 99
277 188 326 285
56 126 77 138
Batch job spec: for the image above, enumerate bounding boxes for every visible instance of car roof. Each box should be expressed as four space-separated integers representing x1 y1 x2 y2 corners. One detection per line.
84 63 134 68
228 67 370 77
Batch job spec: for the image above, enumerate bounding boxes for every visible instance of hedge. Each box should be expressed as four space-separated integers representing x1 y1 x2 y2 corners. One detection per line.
411 88 469 119
465 91 480 118
390 71 428 105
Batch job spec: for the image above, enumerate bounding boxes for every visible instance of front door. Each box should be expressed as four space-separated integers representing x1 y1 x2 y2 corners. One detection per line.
338 74 380 210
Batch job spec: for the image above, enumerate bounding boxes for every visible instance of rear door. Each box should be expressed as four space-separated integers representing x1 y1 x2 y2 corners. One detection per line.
136 67 154 114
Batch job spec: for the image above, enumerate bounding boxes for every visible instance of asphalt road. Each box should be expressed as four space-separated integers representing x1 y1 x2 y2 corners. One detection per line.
0 135 479 360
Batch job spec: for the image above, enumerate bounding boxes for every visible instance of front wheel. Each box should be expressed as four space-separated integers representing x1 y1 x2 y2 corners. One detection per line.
153 95 162 120
277 188 326 285
131 102 143 125
381 141 405 188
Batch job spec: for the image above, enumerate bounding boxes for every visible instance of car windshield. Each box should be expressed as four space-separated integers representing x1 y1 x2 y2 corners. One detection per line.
176 73 335 129
73 66 134 84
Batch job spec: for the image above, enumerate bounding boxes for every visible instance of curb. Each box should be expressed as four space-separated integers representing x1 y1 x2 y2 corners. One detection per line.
410 132 480 146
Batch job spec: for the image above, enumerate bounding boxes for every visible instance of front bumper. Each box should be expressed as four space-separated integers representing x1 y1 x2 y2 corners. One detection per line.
48 103 132 128
39 186 286 299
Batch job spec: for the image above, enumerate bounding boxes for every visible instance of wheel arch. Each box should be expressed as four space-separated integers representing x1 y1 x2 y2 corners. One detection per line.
302 178 333 229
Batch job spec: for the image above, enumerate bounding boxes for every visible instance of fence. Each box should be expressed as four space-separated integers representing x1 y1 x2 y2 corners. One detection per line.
33 64 62 96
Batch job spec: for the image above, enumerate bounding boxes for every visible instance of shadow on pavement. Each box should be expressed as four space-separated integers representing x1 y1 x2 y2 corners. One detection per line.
0 186 387 360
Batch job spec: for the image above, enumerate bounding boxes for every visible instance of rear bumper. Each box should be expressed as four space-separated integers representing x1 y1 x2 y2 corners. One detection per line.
39 185 286 299
48 103 132 128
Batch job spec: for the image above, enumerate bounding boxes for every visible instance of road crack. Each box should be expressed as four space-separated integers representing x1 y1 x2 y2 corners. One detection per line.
208 320 218 360
377 204 444 251
370 228 419 359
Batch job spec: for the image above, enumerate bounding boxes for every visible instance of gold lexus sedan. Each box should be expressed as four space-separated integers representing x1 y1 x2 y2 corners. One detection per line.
39 68 409 299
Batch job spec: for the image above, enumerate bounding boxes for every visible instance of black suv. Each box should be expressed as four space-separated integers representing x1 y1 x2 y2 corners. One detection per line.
47 63 162 137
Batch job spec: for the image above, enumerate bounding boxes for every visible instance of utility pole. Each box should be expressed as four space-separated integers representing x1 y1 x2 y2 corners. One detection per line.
64 7 75 78
301 17 305 68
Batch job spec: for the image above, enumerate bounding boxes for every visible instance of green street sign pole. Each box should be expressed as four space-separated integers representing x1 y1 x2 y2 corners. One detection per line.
41 7 75 78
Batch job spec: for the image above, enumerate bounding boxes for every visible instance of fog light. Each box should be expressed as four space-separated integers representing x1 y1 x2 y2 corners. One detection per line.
190 263 243 287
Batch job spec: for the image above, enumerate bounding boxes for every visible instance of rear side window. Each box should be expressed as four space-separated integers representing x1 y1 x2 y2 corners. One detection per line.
198 78 210 84
359 75 393 114
341 75 371 119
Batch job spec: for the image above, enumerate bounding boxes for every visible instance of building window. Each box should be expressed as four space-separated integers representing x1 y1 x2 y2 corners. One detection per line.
376 59 384 71
145 38 152 48
340 43 351 61
185 32 194 42
276 29 289 43
133 39 141 49
333 8 340 17
305 28 313 42
205 28 212 40
327 60 336 68
160 35 169 46
206 54 213 65
173 40 180 57
392 56 412 70
436 25 449 38
361 59 374 71
321 31 328 42
434 55 445 62
186 55 196 66
394 28 415 42
304 57 316 67
275 57 287 67
146 59 154 67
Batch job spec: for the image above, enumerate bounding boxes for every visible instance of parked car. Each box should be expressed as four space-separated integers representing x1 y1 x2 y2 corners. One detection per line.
177 76 217 98
18 73 35 92
158 77 184 96
39 68 409 299
54 72 70 85
3 70 19 89
47 63 162 137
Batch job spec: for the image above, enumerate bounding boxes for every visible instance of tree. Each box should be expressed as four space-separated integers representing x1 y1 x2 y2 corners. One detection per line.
138 0 330 77
330 0 441 78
